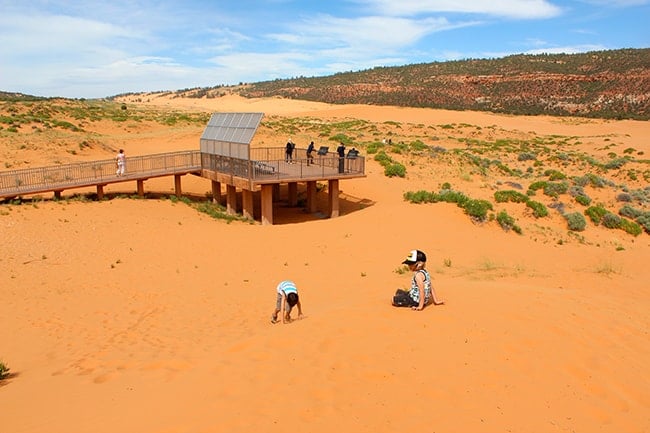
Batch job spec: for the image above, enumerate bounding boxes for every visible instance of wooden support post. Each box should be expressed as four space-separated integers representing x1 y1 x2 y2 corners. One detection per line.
54 190 62 200
261 184 274 225
211 180 222 204
96 185 104 200
273 183 281 202
242 189 254 220
137 179 145 197
226 185 237 215
306 181 317 213
288 182 298 207
328 179 339 218
174 174 182 197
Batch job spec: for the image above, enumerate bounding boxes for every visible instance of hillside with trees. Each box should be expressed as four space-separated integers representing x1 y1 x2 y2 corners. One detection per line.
235 48 649 120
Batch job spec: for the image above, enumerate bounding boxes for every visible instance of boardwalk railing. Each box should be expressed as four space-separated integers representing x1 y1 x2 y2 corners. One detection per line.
0 148 365 199
0 150 202 198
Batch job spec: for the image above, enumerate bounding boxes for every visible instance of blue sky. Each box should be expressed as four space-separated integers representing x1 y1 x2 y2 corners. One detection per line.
1 0 648 99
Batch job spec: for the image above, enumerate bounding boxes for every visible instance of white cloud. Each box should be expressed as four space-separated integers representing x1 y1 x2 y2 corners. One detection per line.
355 0 563 19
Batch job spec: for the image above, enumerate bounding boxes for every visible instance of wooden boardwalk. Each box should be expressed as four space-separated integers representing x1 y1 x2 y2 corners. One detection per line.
0 151 202 200
0 149 366 224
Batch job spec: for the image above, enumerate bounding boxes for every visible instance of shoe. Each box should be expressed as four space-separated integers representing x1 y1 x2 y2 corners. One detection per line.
271 316 279 324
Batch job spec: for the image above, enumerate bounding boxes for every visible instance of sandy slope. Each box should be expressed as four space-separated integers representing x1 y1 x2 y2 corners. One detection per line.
1 95 649 433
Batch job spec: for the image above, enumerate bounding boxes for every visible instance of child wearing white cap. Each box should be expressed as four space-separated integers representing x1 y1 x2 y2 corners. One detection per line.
392 249 444 310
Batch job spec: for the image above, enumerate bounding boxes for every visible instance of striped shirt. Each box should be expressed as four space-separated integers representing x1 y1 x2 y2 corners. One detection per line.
276 280 298 295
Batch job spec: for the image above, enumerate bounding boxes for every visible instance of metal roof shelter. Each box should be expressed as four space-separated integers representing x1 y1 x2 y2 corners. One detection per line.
199 112 263 160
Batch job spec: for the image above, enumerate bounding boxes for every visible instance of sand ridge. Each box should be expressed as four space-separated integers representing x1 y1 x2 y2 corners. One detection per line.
1 94 649 433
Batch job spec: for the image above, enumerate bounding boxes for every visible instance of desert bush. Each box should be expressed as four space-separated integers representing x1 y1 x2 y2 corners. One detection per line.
366 141 384 154
409 140 429 152
601 212 622 229
518 152 537 161
0 360 9 380
636 215 650 233
585 205 608 224
575 195 591 206
437 189 469 205
543 181 568 198
403 190 435 204
619 204 644 219
494 190 529 203
528 180 547 194
384 163 406 178
604 157 629 170
616 193 632 202
441 182 452 190
496 210 522 234
573 173 606 188
329 133 353 145
620 218 642 236
544 169 567 180
463 199 493 222
565 212 586 231
374 150 391 165
526 200 548 218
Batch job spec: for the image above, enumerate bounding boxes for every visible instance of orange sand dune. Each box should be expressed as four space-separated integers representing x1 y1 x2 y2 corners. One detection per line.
1 95 649 433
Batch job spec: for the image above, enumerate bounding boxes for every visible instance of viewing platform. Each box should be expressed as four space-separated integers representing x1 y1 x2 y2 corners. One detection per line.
0 112 366 224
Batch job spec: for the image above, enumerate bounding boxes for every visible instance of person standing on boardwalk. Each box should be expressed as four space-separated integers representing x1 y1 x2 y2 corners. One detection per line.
115 149 126 176
285 139 294 163
337 142 345 173
306 141 315 166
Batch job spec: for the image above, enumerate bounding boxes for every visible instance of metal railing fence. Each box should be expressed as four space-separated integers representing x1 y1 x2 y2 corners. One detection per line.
0 151 201 197
1 148 365 199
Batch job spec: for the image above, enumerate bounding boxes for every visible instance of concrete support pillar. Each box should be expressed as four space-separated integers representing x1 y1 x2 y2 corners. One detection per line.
242 189 254 220
328 179 339 218
226 185 237 215
211 180 222 204
306 181 317 213
137 179 145 196
261 184 274 225
174 174 182 197
97 184 105 200
288 182 298 207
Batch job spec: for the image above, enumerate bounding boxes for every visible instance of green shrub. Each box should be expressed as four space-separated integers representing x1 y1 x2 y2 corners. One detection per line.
543 181 568 198
366 142 384 154
636 215 650 233
403 190 435 204
526 200 548 218
494 190 529 203
601 213 622 229
441 182 451 190
374 151 391 165
544 169 566 180
384 163 406 178
620 218 642 236
409 140 428 151
496 210 522 234
585 205 608 224
438 189 469 205
575 195 592 206
619 204 644 219
573 173 606 188
565 212 586 231
463 199 493 222
518 152 537 161
604 157 628 170
0 361 9 380
528 180 547 193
